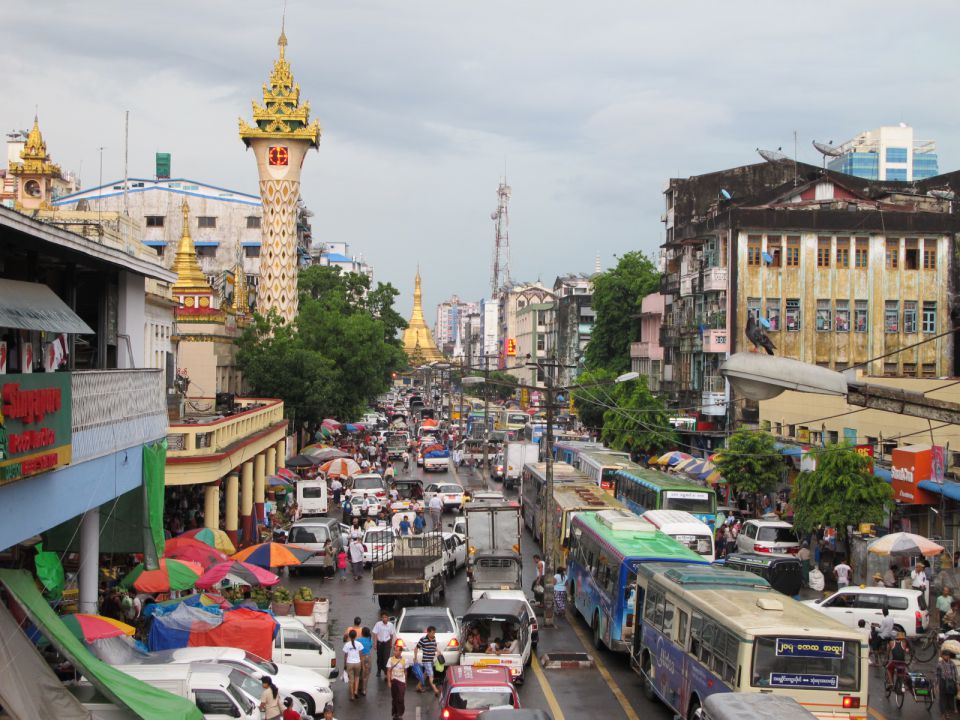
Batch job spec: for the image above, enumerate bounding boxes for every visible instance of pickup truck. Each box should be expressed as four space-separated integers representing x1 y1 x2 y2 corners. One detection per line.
464 500 523 599
372 533 446 609
384 431 409 460
423 449 450 472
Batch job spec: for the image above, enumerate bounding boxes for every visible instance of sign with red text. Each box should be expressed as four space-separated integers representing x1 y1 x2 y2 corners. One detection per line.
0 373 72 486
891 445 938 505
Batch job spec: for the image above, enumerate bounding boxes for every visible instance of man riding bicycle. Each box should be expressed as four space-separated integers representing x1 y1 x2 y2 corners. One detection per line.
870 608 896 665
885 631 912 689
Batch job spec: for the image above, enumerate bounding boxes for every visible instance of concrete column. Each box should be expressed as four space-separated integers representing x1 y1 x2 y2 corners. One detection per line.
254 453 266 524
78 508 100 614
224 472 239 546
265 447 277 478
275 440 286 470
240 461 254 546
204 483 220 530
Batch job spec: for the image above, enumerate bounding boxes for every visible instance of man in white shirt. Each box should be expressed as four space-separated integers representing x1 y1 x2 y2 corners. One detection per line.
372 610 397 677
429 494 443 530
348 537 365 580
911 561 929 602
833 558 852 588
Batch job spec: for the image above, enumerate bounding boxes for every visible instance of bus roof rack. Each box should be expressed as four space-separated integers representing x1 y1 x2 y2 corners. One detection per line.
596 509 654 533
659 564 772 590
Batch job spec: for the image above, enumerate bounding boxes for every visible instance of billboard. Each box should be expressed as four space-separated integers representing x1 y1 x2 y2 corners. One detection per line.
891 445 938 505
0 373 72 485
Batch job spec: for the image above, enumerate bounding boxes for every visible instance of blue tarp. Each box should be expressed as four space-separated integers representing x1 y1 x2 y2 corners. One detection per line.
425 450 450 458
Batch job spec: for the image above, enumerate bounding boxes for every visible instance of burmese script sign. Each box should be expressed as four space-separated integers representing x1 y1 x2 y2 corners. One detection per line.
0 373 72 485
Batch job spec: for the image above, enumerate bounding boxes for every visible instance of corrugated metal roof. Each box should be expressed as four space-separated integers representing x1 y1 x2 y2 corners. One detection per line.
0 279 94 334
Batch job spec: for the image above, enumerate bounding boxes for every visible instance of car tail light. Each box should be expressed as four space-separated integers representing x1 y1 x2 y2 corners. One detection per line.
842 696 860 709
376 491 386 498
510 667 521 676
447 638 460 648
331 657 336 667
443 710 451 719
785 546 799 555
917 611 924 634
754 545 770 553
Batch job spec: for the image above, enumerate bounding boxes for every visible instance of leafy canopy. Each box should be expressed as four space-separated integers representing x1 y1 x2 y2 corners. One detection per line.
714 430 783 497
585 251 660 373
792 444 894 539
237 265 408 427
599 377 678 456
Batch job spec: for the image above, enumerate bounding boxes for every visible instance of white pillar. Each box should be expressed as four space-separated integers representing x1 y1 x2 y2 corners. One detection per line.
78 508 100 614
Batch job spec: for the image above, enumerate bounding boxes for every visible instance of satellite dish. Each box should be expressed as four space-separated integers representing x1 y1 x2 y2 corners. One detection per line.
812 141 842 157
720 189 732 200
930 189 956 200
757 147 789 163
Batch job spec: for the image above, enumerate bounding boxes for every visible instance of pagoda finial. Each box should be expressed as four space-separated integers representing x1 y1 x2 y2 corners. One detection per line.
172 200 211 294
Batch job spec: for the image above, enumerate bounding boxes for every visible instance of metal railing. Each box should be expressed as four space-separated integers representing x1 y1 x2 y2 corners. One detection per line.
166 398 285 456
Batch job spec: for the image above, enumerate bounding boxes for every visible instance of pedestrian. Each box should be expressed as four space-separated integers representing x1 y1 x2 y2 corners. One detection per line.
343 616 364 642
413 511 426 535
282 697 302 720
259 677 283 720
413 625 441 696
331 477 343 508
429 494 443 531
342 630 363 701
884 563 898 588
398 514 412 536
123 589 142 622
797 542 811 587
373 611 396 677
358 627 373 696
386 642 407 720
937 649 959 719
532 554 545 607
320 703 337 720
337 548 348 582
912 561 930 601
554 565 568 616
938 587 954 630
349 537 365 580
833 556 852 588
342 497 353 523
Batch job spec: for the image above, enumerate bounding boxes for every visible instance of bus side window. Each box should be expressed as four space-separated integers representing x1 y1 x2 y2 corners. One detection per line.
689 612 703 656
677 609 689 647
662 602 675 641
643 588 660 623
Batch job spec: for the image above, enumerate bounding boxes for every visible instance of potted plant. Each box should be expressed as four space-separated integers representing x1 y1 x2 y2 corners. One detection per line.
252 586 272 610
270 586 292 616
293 586 316 617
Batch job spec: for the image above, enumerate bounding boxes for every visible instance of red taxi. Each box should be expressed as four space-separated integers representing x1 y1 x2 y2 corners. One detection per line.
439 665 520 720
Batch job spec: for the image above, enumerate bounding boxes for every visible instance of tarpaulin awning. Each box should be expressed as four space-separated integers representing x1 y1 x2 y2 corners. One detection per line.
0 278 93 334
0 569 202 720
918 479 960 502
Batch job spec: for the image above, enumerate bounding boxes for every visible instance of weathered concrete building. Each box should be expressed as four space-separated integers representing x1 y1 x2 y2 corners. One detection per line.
551 274 594 387
631 293 665 393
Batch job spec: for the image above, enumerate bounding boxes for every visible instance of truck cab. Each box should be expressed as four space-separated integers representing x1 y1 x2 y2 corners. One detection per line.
458 599 534 684
469 549 523 601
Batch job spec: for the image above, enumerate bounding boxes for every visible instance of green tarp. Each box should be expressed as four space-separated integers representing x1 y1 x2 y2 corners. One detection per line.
143 440 168 567
0 569 202 720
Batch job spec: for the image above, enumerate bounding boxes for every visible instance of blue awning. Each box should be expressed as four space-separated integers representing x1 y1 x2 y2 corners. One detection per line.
874 465 892 483
774 442 804 457
194 241 218 248
143 240 166 247
918 479 960 502
241 241 261 247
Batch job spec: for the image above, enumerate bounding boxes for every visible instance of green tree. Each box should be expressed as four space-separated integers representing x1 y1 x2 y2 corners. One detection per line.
714 430 783 509
585 251 660 373
600 378 678 456
237 266 408 442
569 367 616 430
792 444 894 557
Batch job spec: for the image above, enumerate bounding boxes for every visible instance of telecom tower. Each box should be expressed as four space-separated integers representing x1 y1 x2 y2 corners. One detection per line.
490 177 511 297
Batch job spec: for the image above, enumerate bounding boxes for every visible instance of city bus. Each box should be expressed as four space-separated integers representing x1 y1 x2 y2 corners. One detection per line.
632 563 867 720
615 467 718 529
551 440 604 466
576 449 636 495
519 461 589 536
546 483 625 568
522 413 547 443
567 509 709 652
494 408 529 434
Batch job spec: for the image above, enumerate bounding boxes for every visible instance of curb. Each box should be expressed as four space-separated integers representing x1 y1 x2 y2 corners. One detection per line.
539 652 595 669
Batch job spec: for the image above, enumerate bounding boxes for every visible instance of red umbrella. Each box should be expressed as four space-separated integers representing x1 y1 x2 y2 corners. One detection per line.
164 537 230 569
195 561 281 589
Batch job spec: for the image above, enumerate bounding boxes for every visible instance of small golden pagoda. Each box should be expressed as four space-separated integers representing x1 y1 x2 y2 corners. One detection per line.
171 200 216 310
9 115 64 211
402 270 445 364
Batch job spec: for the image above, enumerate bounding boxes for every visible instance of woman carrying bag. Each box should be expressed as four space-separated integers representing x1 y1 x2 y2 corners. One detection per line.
937 649 959 719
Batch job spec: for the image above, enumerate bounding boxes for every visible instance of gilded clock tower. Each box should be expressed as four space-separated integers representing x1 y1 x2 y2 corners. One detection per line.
239 28 320 323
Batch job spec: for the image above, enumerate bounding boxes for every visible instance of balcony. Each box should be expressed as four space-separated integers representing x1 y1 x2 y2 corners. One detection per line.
680 273 696 297
702 375 726 393
660 273 680 295
703 267 728 293
72 369 168 463
166 398 286 457
701 328 729 353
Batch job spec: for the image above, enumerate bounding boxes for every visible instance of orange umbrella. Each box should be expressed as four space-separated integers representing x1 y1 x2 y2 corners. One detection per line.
232 542 315 568
320 457 361 478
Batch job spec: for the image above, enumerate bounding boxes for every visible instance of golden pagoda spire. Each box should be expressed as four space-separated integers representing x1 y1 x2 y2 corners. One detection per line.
233 244 249 314
9 114 61 178
172 200 212 294
403 269 444 363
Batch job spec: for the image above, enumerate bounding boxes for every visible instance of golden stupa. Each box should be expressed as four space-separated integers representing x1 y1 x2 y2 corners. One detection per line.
403 270 445 364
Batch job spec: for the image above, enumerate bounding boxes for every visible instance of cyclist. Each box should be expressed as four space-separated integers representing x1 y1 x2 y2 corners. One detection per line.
885 631 912 689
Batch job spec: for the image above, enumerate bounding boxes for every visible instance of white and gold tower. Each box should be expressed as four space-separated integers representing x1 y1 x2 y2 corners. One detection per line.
239 28 320 323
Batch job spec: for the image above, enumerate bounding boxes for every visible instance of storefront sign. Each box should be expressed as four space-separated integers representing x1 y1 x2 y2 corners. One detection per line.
891 445 938 505
0 373 72 486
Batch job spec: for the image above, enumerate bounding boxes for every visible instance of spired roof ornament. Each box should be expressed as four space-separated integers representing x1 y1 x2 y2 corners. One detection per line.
238 27 321 147
9 115 62 178
402 270 445 363
171 200 213 294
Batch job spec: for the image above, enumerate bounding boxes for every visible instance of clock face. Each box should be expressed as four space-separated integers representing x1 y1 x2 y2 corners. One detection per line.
268 146 289 166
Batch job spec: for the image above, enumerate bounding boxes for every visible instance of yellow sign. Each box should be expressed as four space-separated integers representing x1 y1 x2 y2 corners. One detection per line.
520 388 529 409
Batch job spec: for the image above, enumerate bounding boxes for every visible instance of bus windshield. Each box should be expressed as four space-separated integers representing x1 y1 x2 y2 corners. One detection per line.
508 413 528 426
663 490 713 514
599 468 619 491
751 637 860 691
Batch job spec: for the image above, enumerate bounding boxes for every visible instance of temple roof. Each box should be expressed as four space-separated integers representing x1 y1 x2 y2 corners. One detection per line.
9 116 62 178
171 200 213 295
402 270 445 363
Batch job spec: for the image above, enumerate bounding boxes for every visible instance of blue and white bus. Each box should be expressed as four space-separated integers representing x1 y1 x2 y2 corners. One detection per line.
566 509 708 653
615 467 718 529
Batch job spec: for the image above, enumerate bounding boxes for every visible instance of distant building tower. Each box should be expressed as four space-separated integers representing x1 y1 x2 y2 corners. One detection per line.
490 178 511 297
828 125 938 181
7 116 76 211
239 27 321 323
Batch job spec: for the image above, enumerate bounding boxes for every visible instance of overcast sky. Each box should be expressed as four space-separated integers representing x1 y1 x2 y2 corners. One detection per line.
4 1 958 320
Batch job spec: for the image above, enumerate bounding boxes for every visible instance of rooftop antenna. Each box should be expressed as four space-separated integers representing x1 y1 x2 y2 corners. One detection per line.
812 140 841 170
756 144 797 185
97 145 106 229
122 110 130 217
490 173 511 298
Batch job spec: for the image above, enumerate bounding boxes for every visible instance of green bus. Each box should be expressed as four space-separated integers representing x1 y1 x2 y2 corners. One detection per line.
615 467 718 529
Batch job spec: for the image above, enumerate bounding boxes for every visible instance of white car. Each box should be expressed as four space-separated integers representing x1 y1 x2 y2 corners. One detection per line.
735 519 801 555
395 606 461 668
362 525 396 565
437 531 467 577
424 482 466 512
348 474 388 512
803 586 929 637
226 665 311 717
139 647 333 717
451 516 467 538
273 616 338 679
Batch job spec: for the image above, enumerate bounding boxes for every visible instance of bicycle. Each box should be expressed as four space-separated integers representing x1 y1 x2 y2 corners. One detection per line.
885 660 934 711
912 627 940 663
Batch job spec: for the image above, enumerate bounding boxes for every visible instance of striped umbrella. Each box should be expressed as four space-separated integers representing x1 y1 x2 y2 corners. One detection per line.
164 537 230 569
702 469 724 484
61 614 135 642
232 542 315 568
179 527 236 555
321 418 341 429
266 475 293 488
320 457 361 478
276 467 299 481
120 559 202 593
868 532 944 558
195 560 280 589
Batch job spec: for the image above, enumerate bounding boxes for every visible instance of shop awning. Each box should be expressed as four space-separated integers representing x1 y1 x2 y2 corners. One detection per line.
918 479 960 502
0 279 93 334
0 569 202 720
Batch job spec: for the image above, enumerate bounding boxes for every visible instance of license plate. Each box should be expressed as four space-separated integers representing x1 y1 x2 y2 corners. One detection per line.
474 658 499 666
445 496 457 502
916 689 929 696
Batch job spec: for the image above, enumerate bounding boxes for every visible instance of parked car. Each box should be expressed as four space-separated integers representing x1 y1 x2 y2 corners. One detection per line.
735 519 800 555
442 531 468 576
348 473 388 511
440 665 520 720
424 482 467 512
362 525 396 565
722 552 802 597
287 518 341 576
803 585 929 637
394 606 462 668
273 616 338 679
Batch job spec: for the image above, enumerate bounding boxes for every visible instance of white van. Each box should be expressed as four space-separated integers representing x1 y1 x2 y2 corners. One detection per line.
296 478 328 516
640 509 716 562
108 663 257 719
273 616 339 678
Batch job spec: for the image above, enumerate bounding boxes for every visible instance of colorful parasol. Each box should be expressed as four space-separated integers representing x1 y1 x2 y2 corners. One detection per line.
276 467 300 481
304 446 350 462
120 558 202 593
231 542 315 568
320 457 361 478
143 592 231 617
868 532 944 558
195 560 281 589
657 451 693 466
164 537 230 569
266 475 293 488
286 454 318 469
344 423 361 433
421 418 439 428
61 614 136 642
178 527 236 555
702 469 724 484
321 418 341 429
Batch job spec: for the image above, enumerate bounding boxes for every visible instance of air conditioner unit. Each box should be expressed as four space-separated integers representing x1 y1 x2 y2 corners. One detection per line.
596 509 654 533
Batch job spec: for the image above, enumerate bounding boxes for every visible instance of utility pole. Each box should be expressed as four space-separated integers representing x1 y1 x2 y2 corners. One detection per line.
482 356 490 473
542 373 557 628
